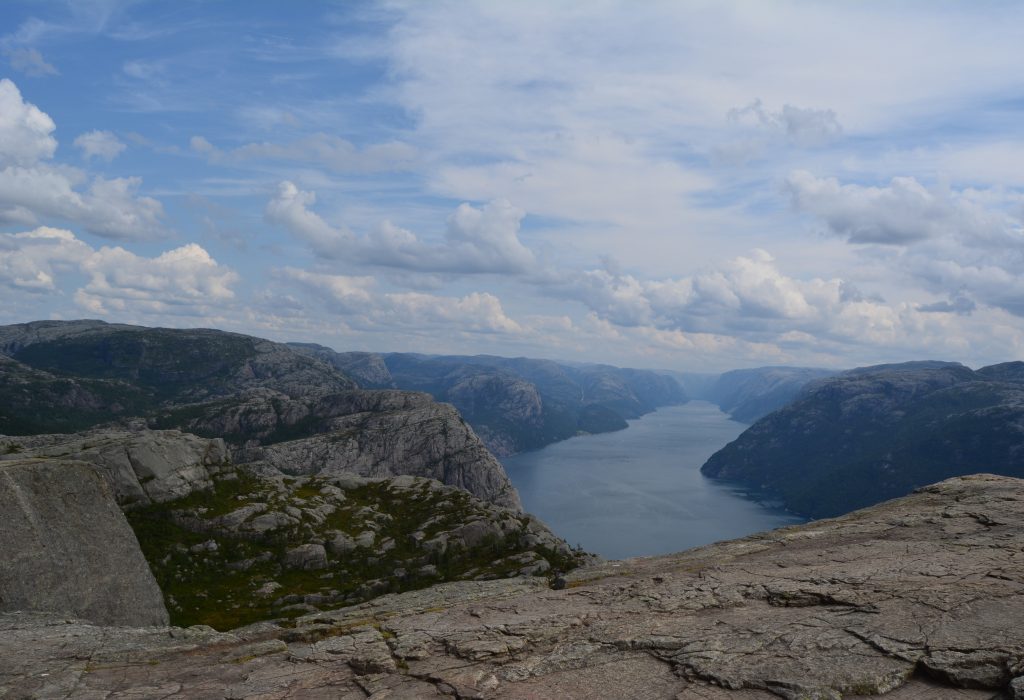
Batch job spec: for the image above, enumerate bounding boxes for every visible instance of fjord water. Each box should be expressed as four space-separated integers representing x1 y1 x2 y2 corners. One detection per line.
502 401 803 560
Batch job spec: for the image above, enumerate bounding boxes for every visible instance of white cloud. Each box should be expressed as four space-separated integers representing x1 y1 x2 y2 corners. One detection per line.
74 130 126 161
0 78 56 167
0 226 91 291
77 243 238 314
5 47 58 77
786 171 1019 246
0 79 165 240
282 267 523 334
265 181 352 255
0 226 238 316
266 181 537 274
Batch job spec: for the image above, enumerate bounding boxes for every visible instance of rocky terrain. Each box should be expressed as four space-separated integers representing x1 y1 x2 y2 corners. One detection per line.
0 320 520 508
679 366 837 423
4 473 1024 698
702 361 1024 518
292 345 688 456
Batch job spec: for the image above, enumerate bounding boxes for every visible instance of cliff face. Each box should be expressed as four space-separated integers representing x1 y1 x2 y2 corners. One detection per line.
4 474 1024 698
0 459 168 627
701 361 1024 518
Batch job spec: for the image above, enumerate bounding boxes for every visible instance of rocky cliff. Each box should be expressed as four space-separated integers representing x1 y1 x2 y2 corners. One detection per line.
0 321 521 510
4 474 1024 698
0 458 168 627
702 361 1024 518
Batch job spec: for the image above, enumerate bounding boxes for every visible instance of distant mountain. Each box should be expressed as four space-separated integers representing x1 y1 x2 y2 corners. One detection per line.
706 366 838 422
669 366 837 423
290 345 688 456
701 360 1024 518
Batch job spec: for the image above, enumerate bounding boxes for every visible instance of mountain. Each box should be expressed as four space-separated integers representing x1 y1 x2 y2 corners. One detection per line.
676 365 837 423
290 345 688 456
0 320 519 507
701 360 1024 517
5 472 1024 698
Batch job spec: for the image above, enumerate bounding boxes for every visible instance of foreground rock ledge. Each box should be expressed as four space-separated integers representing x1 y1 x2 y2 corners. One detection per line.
4 474 1024 699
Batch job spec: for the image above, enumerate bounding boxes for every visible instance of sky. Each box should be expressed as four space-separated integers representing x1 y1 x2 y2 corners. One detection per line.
2 1 1024 372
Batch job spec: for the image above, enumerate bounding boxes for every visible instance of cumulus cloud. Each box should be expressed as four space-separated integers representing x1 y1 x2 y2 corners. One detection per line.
74 130 126 161
77 243 238 314
281 267 523 334
0 166 165 240
547 249 959 353
0 226 238 316
0 226 91 291
0 79 165 239
788 171 1024 320
4 47 58 77
786 171 1018 246
266 181 536 274
0 79 57 167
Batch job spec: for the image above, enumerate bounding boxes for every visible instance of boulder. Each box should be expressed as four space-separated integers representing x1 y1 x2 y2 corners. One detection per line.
0 459 168 627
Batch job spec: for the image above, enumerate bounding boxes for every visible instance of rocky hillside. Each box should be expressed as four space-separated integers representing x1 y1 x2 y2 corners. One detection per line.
702 360 1024 517
4 473 1024 698
291 345 688 456
0 320 519 509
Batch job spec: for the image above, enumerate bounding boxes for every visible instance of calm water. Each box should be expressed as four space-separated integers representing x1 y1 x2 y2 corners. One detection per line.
502 401 804 560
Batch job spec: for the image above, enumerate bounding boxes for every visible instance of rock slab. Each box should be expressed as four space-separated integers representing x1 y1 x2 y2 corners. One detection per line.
5 474 1024 698
0 459 169 627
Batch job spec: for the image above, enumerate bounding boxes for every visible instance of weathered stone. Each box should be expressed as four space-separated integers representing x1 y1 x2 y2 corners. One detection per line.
0 459 168 627
0 428 229 507
5 475 1024 698
283 543 328 570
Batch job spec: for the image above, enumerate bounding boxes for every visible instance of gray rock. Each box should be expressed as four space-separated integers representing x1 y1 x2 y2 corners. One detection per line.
326 531 357 555
5 474 1024 698
234 391 523 510
0 459 168 627
284 543 328 570
0 428 229 508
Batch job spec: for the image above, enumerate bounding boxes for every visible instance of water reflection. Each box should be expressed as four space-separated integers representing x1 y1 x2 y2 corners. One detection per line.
502 401 804 560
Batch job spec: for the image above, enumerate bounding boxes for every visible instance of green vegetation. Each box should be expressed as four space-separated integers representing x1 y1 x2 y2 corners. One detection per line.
127 470 586 631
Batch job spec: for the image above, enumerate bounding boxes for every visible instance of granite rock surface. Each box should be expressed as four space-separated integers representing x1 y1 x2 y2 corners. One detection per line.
0 458 168 627
4 474 1024 698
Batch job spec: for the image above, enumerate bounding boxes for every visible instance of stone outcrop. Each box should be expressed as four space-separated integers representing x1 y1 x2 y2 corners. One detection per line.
0 459 168 627
4 474 1024 698
238 396 522 510
0 429 229 507
125 470 584 629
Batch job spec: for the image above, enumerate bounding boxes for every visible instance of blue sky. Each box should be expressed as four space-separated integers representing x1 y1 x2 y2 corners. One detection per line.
2 1 1024 371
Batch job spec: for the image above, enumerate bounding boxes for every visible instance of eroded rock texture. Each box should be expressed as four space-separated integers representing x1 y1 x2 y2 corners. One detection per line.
4 474 1024 698
0 429 229 507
